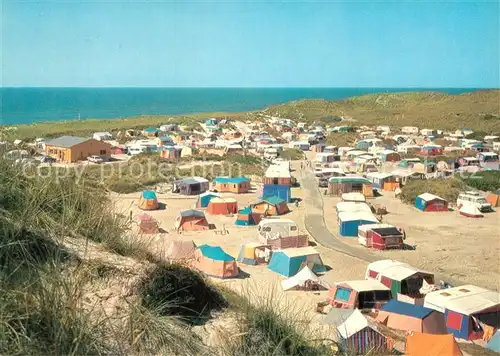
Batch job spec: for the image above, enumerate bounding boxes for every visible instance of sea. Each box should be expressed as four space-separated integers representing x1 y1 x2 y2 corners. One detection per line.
0 87 481 126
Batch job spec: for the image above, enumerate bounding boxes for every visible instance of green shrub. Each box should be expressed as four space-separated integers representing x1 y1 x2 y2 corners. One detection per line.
399 178 466 204
139 264 228 324
280 148 304 161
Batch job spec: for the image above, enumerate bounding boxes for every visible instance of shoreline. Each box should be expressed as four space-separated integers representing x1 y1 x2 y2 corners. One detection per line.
2 87 496 126
1 88 499 141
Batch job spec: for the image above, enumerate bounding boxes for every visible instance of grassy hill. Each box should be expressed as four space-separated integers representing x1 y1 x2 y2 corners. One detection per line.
265 89 500 132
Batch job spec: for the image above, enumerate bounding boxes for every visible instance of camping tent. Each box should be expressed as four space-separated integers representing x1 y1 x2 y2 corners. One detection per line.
172 177 209 195
194 244 239 279
327 280 392 310
258 218 308 249
234 206 261 226
207 198 238 215
337 309 388 354
237 243 270 265
338 212 378 237
262 184 292 203
458 204 484 218
366 260 435 299
336 202 372 214
195 192 220 208
424 285 500 340
341 192 366 203
415 193 448 212
268 247 326 277
323 308 355 326
487 330 500 353
252 196 290 216
358 223 402 249
405 332 463 356
174 210 210 231
214 177 250 193
281 266 329 291
165 240 196 261
486 190 500 207
139 190 160 210
376 300 447 334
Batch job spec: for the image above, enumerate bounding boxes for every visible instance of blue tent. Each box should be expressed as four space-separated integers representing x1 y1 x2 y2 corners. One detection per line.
215 177 249 185
142 190 157 200
198 244 234 261
235 206 257 226
338 212 378 237
487 330 500 352
262 184 291 203
267 248 326 277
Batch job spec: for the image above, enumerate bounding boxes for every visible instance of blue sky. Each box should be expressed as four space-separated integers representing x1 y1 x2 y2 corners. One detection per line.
2 0 499 88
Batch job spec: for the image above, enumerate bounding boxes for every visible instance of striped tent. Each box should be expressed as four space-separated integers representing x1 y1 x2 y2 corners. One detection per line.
337 309 388 354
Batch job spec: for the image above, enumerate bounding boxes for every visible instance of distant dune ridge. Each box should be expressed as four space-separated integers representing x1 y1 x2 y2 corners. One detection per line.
265 89 500 132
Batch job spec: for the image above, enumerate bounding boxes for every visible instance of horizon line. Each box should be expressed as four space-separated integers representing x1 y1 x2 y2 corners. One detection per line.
1 86 498 89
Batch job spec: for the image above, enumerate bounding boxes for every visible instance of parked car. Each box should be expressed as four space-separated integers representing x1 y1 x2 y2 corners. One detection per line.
318 177 328 188
457 191 493 212
40 155 56 163
87 155 104 164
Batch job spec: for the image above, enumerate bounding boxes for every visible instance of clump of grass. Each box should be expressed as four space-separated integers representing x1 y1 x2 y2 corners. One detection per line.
325 132 358 147
280 148 304 161
0 269 114 356
220 286 336 356
125 302 205 355
138 264 228 324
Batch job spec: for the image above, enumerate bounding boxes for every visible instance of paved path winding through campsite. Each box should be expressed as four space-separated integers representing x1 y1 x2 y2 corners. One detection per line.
298 163 465 287
299 166 377 262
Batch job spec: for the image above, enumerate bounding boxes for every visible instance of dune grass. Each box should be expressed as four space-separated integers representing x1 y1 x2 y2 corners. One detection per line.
1 111 248 141
0 157 204 355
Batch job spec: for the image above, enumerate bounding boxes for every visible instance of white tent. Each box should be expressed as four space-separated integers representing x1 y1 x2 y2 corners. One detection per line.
459 204 483 218
337 309 370 338
281 266 329 291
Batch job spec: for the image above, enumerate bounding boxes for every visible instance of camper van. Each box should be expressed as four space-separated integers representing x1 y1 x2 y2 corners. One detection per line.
477 152 499 170
457 192 493 212
264 148 279 160
258 219 299 238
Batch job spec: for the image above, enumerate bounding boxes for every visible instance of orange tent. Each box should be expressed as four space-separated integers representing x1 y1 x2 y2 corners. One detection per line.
207 198 238 215
174 210 210 231
406 332 463 356
486 192 500 207
139 190 160 210
194 245 239 279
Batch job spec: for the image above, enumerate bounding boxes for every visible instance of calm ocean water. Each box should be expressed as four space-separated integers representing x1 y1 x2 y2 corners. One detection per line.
0 87 479 125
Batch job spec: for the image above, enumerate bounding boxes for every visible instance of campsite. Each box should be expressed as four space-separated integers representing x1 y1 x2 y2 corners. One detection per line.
4 108 500 355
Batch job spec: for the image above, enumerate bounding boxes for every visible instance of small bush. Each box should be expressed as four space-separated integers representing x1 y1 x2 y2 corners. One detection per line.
139 264 228 324
325 132 358 147
226 153 262 165
280 148 304 161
